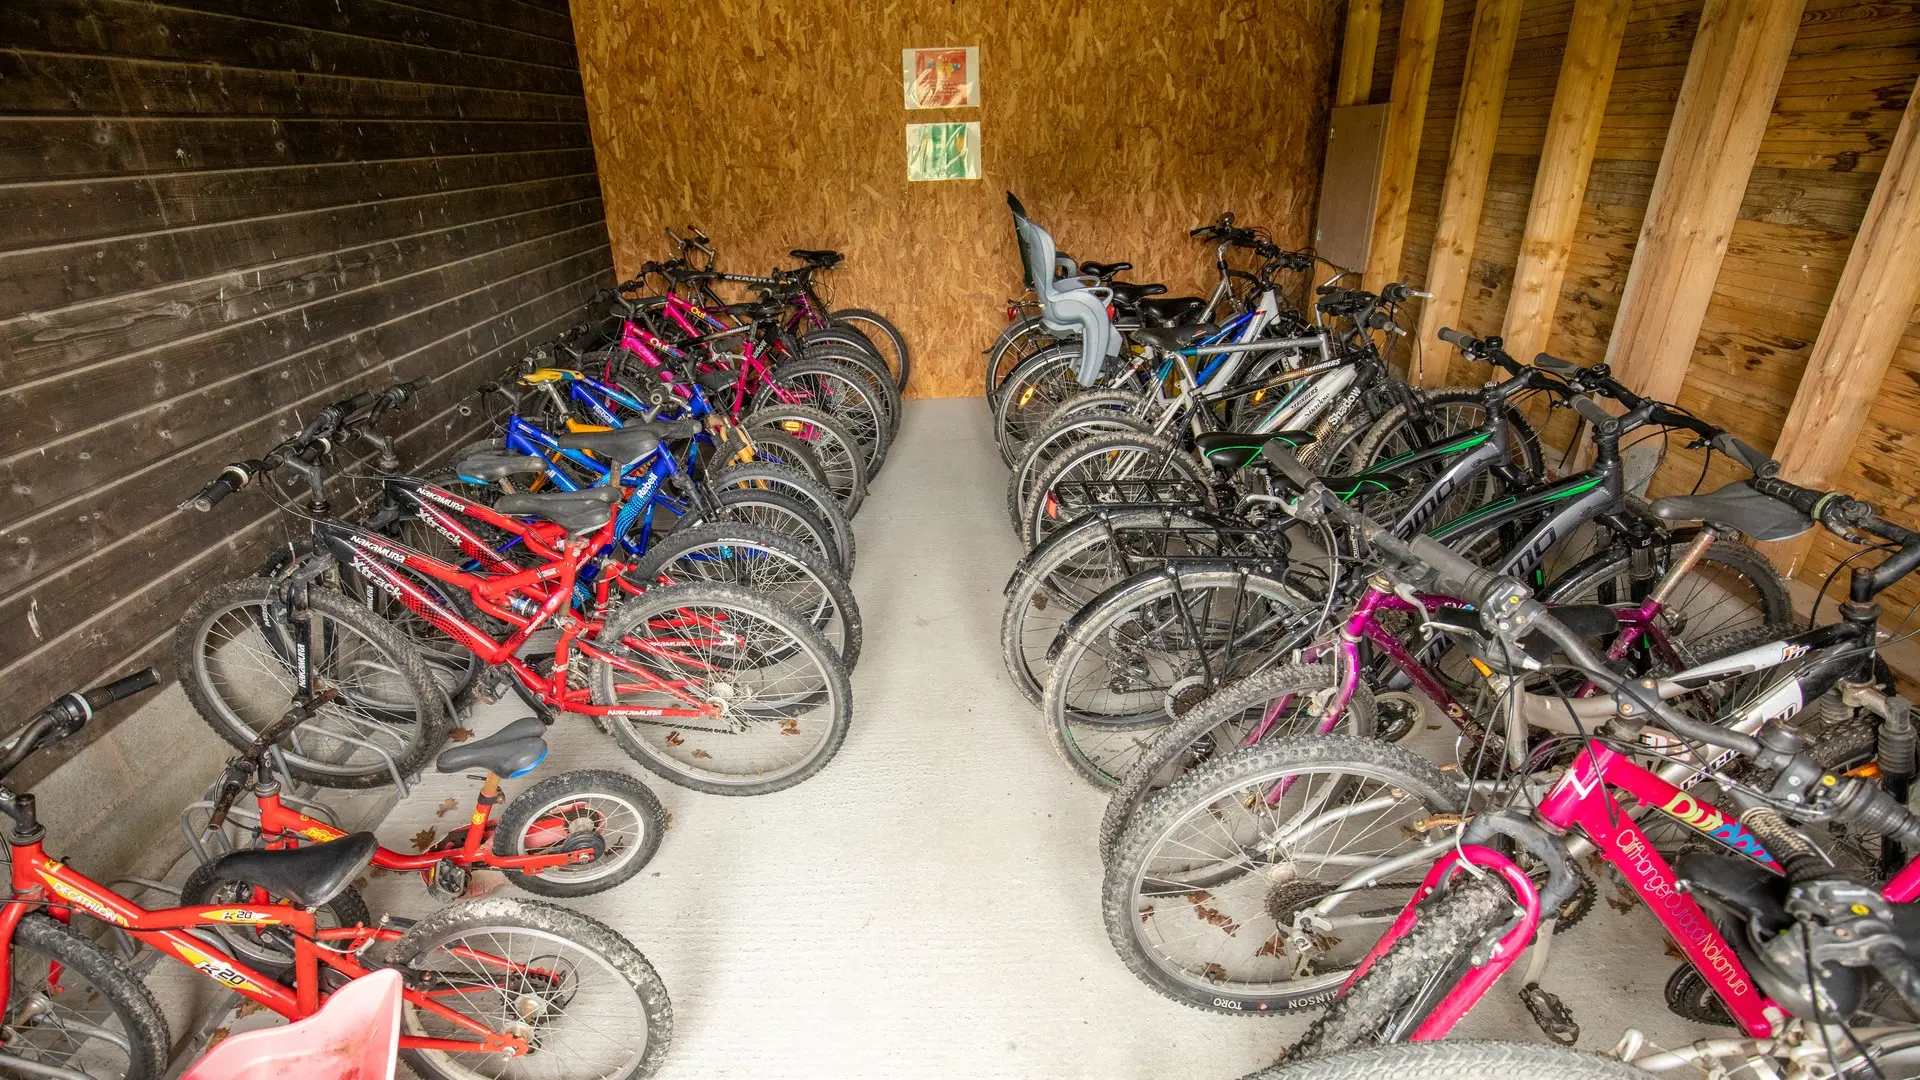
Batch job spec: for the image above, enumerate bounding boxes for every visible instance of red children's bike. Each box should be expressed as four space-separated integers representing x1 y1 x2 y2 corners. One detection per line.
0 673 672 1080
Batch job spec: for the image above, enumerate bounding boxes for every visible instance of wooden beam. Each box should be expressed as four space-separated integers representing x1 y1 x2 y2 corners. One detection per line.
1336 0 1384 107
1413 0 1523 387
1497 0 1630 367
1602 0 1804 404
1769 76 1920 572
1363 0 1445 291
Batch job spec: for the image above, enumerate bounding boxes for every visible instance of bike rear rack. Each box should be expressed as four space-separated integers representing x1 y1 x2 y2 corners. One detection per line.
1047 477 1209 521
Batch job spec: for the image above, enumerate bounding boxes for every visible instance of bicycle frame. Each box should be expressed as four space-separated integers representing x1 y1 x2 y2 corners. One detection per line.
0 839 526 1057
249 784 583 877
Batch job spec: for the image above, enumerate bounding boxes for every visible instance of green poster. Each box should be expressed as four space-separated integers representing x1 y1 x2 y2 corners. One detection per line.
906 122 981 182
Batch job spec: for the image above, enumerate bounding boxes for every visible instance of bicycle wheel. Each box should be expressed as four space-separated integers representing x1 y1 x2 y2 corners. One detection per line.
175 578 450 788
1041 567 1316 787
669 484 841 575
179 859 372 971
1544 532 1790 659
1005 393 1152 532
756 357 892 473
799 340 905 441
985 314 1058 400
1286 875 1514 1057
748 404 869 517
712 423 832 489
1103 736 1463 1013
1351 388 1544 529
999 508 1228 705
6 915 171 1080
390 896 672 1080
831 307 911 392
1248 1040 1651 1080
591 583 852 795
624 521 862 668
1021 431 1208 550
494 769 666 897
993 342 1084 466
711 461 857 573
1098 663 1379 865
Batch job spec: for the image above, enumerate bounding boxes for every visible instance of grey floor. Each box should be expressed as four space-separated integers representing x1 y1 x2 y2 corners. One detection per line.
356 398 1718 1078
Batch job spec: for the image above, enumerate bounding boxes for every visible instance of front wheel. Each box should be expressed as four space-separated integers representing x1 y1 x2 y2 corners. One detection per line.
1248 1041 1652 1080
1020 431 1208 550
5 915 172 1080
747 405 869 517
1543 532 1791 661
830 307 910 393
494 769 666 897
178 859 373 971
390 896 673 1080
591 583 853 795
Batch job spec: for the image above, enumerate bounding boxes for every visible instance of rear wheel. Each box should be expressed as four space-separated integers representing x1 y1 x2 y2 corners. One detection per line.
758 358 893 473
179 860 372 971
5 915 170 1080
831 307 911 392
494 769 665 897
1021 431 1207 550
1006 393 1152 532
711 461 857 573
993 342 1083 466
748 405 869 517
390 896 673 1080
1247 1041 1652 1080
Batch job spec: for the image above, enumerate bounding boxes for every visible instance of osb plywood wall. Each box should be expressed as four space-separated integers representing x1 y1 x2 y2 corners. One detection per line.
1373 0 1920 608
569 0 1342 398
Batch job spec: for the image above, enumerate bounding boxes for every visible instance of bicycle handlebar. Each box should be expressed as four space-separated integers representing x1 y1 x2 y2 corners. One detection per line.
0 668 161 781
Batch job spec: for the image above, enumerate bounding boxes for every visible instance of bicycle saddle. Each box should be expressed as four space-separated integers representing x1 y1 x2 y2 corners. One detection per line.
1079 261 1131 278
1194 430 1319 471
790 248 843 267
1108 282 1170 305
210 832 378 909
557 428 661 462
435 716 548 778
696 367 741 393
1131 324 1217 352
454 451 546 484
493 486 618 534
1649 481 1812 542
1138 297 1208 326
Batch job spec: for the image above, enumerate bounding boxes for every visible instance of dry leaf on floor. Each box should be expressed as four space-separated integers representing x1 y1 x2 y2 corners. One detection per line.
234 999 265 1018
779 719 800 735
207 1027 231 1048
411 828 439 852
691 748 711 759
1664 939 1687 962
665 731 684 747
448 728 474 743
435 798 459 818
1606 881 1637 914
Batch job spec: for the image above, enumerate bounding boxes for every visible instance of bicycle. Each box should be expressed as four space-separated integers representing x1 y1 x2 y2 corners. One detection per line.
0 672 674 1080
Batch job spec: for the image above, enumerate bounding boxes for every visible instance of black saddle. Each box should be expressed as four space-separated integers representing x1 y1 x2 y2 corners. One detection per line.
1138 297 1208 326
1080 260 1132 278
493 485 618 534
454 450 547 484
790 248 844 268
557 428 662 463
1132 324 1217 353
436 716 549 777
1650 482 1812 542
210 832 378 909
1194 430 1319 471
697 368 741 394
1109 281 1170 306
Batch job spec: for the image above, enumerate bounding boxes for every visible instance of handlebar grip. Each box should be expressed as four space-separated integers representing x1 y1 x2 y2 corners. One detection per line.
1259 443 1317 491
1533 352 1580 376
1436 327 1475 350
1749 476 1826 517
82 668 160 712
1570 395 1614 428
1189 225 1212 237
1406 536 1509 607
181 463 253 512
1710 433 1780 478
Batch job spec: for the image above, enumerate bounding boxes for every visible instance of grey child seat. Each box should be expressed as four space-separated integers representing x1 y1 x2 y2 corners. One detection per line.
1008 193 1119 387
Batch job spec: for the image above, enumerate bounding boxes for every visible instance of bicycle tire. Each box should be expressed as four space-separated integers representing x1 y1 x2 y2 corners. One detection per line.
624 521 863 668
757 356 893 474
800 326 884 368
389 896 673 1080
175 578 450 788
747 404 869 517
831 307 911 393
7 915 171 1080
1543 532 1790 655
799 339 905 442
1247 1040 1651 1080
1103 735 1464 1013
179 860 372 972
493 769 666 897
1041 566 1316 787
1286 875 1514 1058
1020 430 1208 551
985 314 1058 401
1005 393 1152 532
711 460 857 573
688 483 841 575
1098 663 1379 865
993 342 1084 467
1353 386 1545 478
591 582 853 795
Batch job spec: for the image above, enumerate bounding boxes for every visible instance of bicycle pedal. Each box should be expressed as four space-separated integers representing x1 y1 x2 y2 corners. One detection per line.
473 667 512 706
1519 982 1579 1045
424 857 469 901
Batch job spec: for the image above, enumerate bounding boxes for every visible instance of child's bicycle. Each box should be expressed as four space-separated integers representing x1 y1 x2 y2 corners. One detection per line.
0 673 672 1080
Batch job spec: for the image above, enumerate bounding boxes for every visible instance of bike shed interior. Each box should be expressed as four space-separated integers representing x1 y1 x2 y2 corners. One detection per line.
3 0 1920 1076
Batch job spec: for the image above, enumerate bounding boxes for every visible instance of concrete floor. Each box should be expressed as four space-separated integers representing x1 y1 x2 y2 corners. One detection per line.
350 398 1719 1079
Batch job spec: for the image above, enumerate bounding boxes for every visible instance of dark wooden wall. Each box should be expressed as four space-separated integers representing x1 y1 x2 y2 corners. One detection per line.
0 0 611 756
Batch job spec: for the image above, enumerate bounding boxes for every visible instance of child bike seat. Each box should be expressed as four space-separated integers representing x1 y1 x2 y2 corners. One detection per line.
210 832 378 909
435 716 549 778
455 451 547 484
493 486 619 534
1194 431 1319 471
1650 482 1812 542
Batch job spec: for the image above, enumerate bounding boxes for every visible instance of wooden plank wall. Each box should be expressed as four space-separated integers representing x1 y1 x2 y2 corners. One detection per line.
569 0 1343 399
1362 0 1920 607
0 0 612 757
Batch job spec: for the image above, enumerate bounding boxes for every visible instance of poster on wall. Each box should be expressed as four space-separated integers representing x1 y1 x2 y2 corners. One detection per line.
906 122 980 182
902 47 978 109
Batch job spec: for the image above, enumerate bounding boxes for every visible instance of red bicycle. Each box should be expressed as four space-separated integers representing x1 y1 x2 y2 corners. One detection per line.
0 673 672 1080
